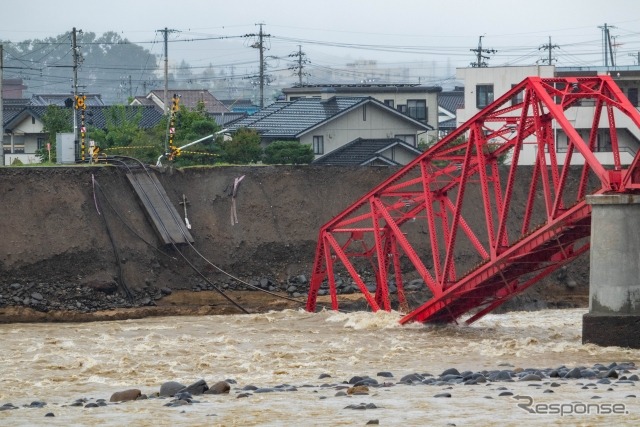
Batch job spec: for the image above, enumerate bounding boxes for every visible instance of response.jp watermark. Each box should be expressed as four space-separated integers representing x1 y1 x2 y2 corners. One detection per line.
513 395 628 416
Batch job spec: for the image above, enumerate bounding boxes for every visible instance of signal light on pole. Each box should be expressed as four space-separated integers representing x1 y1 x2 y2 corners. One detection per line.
75 95 86 110
171 95 180 113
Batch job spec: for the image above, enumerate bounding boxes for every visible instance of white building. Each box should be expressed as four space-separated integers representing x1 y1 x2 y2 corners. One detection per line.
455 65 640 166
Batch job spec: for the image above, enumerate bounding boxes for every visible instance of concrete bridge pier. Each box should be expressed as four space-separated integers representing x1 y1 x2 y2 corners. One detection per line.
583 194 640 348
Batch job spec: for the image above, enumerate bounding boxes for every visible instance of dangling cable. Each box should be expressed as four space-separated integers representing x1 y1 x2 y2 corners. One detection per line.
92 174 134 303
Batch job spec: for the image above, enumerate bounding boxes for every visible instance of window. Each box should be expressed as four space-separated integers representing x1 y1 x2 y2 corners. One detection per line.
397 104 407 114
384 99 395 108
313 136 324 155
628 88 638 107
511 84 523 106
395 134 416 146
407 99 427 121
37 138 46 150
32 116 36 124
596 131 612 152
476 84 494 109
363 105 367 121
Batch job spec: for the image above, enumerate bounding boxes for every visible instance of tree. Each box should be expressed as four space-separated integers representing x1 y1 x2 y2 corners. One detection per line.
90 105 145 148
264 140 314 164
166 102 222 166
221 128 263 164
173 101 219 142
2 31 158 104
84 105 166 164
37 105 72 163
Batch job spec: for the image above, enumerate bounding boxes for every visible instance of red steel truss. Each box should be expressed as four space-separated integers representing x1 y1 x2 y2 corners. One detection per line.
306 75 640 324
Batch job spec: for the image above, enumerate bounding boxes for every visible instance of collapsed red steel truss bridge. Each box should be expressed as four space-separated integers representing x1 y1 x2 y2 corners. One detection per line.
306 75 640 324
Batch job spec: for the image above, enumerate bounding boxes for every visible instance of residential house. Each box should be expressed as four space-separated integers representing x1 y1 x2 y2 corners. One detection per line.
131 89 229 114
130 90 246 129
226 96 433 164
312 138 422 166
2 104 162 165
281 83 440 137
454 64 640 165
437 87 464 137
455 65 555 125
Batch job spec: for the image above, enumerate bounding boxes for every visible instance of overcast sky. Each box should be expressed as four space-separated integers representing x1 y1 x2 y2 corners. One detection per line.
3 0 640 86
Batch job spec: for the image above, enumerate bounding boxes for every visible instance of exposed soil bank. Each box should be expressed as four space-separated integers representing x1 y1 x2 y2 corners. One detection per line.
0 165 589 322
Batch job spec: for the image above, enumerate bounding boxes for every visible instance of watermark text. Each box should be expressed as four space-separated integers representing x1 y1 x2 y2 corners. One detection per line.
513 395 628 416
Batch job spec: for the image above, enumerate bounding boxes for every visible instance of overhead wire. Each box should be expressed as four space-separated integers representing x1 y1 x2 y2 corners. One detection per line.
91 155 342 312
105 156 250 314
91 173 135 303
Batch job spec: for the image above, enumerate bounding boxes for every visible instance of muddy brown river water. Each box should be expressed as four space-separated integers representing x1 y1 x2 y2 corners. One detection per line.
1 308 639 426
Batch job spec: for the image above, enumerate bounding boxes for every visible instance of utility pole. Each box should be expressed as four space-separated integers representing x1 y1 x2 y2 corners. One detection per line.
297 45 303 85
228 65 236 98
629 52 640 66
297 45 303 86
289 45 309 86
258 24 265 108
71 27 83 160
158 27 177 115
246 24 270 108
0 44 4 167
539 36 559 65
598 23 617 68
470 36 496 68
158 27 177 152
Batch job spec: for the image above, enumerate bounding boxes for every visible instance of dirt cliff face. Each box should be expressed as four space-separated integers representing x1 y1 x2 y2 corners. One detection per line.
0 165 589 320
0 165 401 290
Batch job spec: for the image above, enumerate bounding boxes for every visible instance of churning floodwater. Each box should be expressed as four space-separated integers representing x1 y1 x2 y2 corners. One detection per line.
1 308 639 426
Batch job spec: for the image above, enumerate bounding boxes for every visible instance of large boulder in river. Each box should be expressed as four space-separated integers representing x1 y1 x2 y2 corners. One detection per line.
204 381 231 395
159 381 186 397
178 379 209 395
109 389 141 402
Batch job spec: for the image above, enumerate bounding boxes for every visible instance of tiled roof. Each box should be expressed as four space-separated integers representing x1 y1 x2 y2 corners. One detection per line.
131 96 157 106
438 90 464 113
80 105 164 129
439 117 458 131
227 97 367 137
29 94 105 107
312 137 422 166
209 112 247 127
228 96 432 138
2 98 30 107
283 83 442 95
3 105 163 130
220 99 256 107
2 104 29 125
149 89 229 113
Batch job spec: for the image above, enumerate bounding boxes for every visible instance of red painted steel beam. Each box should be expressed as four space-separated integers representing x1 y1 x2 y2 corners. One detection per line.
306 75 640 324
